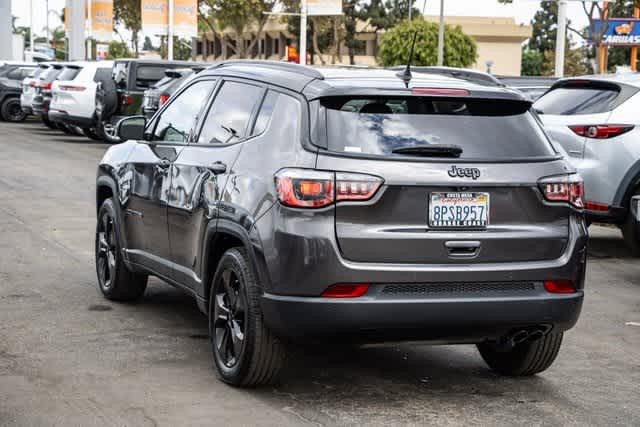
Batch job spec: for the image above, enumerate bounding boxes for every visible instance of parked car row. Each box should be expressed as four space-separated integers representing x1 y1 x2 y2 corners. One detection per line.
15 59 205 142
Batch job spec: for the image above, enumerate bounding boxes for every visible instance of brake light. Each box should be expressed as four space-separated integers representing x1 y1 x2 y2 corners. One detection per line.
584 201 609 212
538 174 584 209
275 169 383 209
543 280 576 294
321 284 370 298
121 95 134 106
569 124 634 139
58 85 86 92
411 88 470 96
39 82 52 90
159 94 170 106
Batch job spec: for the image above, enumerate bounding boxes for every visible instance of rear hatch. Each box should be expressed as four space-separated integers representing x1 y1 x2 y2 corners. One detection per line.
314 94 574 264
534 79 638 158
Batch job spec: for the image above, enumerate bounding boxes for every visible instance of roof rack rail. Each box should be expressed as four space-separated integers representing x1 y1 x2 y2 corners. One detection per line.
213 60 324 80
389 66 503 87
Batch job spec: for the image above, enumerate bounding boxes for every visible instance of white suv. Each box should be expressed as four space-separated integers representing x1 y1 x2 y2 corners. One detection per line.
535 74 640 253
49 61 113 139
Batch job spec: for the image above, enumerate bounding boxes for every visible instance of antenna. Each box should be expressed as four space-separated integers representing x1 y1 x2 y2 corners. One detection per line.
396 1 428 88
397 31 418 88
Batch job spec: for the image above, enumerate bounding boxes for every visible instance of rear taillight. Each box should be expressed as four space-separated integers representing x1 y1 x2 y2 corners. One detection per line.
122 95 134 106
569 124 634 139
58 85 86 92
543 280 576 294
39 82 52 90
321 284 370 298
411 87 470 96
275 169 383 209
538 174 584 209
159 94 170 106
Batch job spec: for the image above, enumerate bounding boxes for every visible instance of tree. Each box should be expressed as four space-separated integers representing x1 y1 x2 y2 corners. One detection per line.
541 47 588 76
377 19 477 68
107 41 131 59
114 0 141 56
210 0 277 58
528 2 558 52
521 48 544 76
142 36 154 51
361 0 419 31
344 0 363 65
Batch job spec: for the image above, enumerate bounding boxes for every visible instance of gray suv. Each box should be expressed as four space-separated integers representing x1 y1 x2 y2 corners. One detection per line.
95 61 587 387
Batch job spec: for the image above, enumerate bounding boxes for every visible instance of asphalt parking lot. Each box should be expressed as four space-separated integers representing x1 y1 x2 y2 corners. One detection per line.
0 119 639 426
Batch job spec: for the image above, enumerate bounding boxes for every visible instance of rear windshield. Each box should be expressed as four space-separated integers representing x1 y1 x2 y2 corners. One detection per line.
136 66 170 89
57 66 82 81
317 96 555 160
534 82 637 115
41 66 63 81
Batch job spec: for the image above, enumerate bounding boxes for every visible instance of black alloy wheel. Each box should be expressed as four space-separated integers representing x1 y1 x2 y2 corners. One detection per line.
212 269 247 368
1 99 27 122
96 211 117 291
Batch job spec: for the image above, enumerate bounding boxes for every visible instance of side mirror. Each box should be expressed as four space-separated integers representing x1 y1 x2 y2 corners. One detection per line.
116 116 146 141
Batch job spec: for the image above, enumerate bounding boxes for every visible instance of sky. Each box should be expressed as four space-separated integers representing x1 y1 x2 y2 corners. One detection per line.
12 0 594 40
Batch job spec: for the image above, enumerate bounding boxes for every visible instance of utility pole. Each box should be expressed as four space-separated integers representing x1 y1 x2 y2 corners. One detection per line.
86 0 92 59
30 0 35 59
46 0 50 47
437 0 444 66
299 0 308 65
168 0 174 60
554 0 568 77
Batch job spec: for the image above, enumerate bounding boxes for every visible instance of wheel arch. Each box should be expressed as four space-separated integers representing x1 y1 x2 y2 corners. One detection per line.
201 219 272 312
613 159 640 215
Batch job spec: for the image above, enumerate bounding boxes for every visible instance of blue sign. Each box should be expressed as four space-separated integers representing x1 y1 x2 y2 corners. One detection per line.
591 19 640 46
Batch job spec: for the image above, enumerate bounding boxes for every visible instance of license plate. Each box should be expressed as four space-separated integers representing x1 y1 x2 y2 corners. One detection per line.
429 192 489 228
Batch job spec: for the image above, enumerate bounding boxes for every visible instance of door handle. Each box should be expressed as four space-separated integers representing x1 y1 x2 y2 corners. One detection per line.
208 161 227 175
445 241 481 259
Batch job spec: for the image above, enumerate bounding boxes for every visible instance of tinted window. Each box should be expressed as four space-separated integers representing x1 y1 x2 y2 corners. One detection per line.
94 68 112 82
197 81 263 144
41 66 63 81
534 83 637 115
136 66 170 89
253 91 279 135
320 96 555 160
57 67 82 81
7 67 35 80
151 80 216 143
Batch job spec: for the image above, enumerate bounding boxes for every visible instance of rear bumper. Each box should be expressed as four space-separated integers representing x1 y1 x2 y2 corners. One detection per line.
261 290 584 343
48 110 95 128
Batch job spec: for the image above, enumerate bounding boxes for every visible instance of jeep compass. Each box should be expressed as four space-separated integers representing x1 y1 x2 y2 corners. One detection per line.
95 61 587 387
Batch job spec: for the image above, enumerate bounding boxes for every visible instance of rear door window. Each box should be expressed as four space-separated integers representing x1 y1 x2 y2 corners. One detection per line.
318 96 556 160
135 66 170 89
534 82 638 115
197 81 264 144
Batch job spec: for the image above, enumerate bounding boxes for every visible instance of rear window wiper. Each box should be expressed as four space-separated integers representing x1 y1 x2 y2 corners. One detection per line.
392 144 463 158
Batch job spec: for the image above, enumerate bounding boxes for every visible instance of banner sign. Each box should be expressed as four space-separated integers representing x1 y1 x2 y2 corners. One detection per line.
307 0 342 16
96 43 109 60
91 0 113 41
591 18 640 46
141 0 197 38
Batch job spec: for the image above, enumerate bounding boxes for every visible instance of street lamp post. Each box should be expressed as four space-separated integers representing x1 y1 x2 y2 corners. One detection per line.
436 0 444 66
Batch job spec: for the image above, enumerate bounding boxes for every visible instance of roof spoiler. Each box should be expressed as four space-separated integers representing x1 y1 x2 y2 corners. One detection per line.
390 66 504 87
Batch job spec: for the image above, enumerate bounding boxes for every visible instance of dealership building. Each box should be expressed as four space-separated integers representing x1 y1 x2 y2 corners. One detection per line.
196 15 532 76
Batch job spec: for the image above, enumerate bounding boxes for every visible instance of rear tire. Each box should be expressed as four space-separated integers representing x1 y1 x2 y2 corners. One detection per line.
41 115 57 129
209 248 286 387
95 198 148 301
0 98 27 122
477 332 563 376
83 127 103 141
622 188 640 256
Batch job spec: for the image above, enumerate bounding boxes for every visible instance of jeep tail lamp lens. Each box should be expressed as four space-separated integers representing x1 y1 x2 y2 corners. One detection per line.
321 284 370 298
275 169 383 208
538 174 584 209
543 280 576 294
